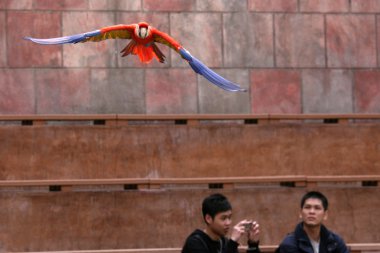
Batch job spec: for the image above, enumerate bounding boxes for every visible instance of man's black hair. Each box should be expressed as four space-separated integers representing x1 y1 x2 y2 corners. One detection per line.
202 193 232 222
301 191 329 210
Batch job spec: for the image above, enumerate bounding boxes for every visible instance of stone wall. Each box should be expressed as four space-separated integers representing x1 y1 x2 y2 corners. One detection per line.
1 0 380 114
1 1 380 251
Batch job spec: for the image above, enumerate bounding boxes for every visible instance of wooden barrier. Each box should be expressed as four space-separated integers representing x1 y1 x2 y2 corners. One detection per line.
350 244 380 253
1 114 380 180
0 175 379 191
1 113 380 125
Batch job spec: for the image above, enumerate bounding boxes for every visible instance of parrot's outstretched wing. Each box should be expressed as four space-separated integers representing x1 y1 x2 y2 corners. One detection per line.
179 48 247 92
152 29 246 92
24 24 135 45
24 23 246 92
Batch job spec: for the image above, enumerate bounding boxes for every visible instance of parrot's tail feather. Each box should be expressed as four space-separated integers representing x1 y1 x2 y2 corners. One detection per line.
121 40 137 57
152 43 166 63
134 44 154 63
179 48 246 92
121 42 163 63
24 30 101 45
123 44 166 64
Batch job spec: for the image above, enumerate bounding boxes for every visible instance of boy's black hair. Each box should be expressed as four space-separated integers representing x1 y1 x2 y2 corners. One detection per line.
202 193 232 222
301 191 329 210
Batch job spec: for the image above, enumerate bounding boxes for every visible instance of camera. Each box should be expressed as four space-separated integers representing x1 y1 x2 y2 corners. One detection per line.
243 222 253 231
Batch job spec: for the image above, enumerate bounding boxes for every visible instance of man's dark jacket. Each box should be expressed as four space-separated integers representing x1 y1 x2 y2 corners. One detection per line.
278 223 349 253
182 229 260 253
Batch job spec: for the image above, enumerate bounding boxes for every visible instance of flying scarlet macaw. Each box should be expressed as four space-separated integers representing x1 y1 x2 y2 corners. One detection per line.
24 21 246 92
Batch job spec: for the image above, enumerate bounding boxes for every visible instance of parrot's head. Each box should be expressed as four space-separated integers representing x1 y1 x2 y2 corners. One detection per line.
136 22 151 39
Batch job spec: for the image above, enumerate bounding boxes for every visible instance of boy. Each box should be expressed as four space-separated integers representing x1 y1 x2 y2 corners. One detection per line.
182 193 260 253
277 191 349 253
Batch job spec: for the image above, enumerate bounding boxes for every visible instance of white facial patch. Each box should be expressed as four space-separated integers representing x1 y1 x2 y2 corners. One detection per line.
139 27 148 38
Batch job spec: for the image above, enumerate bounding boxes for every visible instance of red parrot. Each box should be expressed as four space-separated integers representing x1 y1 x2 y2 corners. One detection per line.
24 22 246 92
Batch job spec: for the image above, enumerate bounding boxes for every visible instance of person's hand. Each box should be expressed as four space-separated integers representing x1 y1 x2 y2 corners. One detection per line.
230 219 252 243
247 221 260 243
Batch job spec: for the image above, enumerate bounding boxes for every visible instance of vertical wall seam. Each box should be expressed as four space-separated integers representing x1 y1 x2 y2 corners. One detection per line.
375 15 379 68
324 14 328 68
272 13 276 68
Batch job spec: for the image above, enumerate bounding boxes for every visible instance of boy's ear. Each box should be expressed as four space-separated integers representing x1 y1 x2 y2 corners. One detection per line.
205 214 213 225
323 210 328 221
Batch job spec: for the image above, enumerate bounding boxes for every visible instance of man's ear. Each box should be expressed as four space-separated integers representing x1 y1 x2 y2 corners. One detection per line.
205 214 213 225
323 210 328 221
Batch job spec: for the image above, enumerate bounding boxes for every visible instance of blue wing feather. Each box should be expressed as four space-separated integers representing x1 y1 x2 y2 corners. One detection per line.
179 48 246 92
24 30 101 45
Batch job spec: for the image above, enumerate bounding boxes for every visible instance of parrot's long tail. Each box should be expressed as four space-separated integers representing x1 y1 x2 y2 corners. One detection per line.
121 41 165 64
151 43 165 63
120 40 137 57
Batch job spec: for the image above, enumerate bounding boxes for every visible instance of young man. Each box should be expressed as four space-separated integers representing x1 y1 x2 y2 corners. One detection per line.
181 193 260 253
277 191 349 253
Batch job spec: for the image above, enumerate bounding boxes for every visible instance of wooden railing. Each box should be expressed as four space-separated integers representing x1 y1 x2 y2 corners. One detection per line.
349 243 380 253
1 175 378 191
10 244 380 253
1 113 380 126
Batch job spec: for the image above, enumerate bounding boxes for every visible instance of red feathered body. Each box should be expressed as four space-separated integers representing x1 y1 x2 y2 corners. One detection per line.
130 43 156 63
127 33 160 63
100 22 181 64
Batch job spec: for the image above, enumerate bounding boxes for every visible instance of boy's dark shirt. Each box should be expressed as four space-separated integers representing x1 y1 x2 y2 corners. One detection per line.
278 223 349 253
182 229 260 253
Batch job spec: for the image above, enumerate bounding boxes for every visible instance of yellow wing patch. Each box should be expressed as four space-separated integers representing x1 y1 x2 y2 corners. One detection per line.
84 30 132 42
154 36 178 52
152 28 181 53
